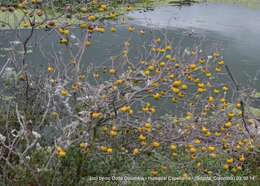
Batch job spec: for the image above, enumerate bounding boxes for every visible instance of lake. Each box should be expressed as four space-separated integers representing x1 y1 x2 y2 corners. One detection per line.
0 2 260 91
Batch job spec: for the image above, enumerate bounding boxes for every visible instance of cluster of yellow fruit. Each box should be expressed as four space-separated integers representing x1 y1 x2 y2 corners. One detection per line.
142 103 156 114
56 146 66 158
91 112 103 120
100 146 113 154
119 105 133 115
45 14 258 177
31 0 42 4
110 126 118 137
60 89 69 97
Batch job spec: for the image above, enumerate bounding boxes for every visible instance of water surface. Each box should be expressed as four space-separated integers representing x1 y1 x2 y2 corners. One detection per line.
0 3 260 91
129 3 260 90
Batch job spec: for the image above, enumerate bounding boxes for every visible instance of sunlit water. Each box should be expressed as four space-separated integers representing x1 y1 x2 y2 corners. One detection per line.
128 3 260 90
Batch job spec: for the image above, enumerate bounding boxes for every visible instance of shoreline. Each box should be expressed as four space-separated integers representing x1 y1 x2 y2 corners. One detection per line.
1 0 260 30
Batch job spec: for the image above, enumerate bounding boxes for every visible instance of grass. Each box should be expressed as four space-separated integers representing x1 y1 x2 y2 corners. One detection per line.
200 0 260 9
134 0 260 9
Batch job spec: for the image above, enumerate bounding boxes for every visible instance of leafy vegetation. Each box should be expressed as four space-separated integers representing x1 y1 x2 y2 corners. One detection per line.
0 0 259 185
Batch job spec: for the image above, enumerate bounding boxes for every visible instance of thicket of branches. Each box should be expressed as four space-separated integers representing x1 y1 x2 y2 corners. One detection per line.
0 0 259 185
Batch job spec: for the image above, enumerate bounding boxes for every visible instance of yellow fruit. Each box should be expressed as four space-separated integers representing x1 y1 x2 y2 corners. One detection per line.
228 112 235 120
181 84 188 90
152 141 160 148
63 29 70 36
214 89 220 94
148 65 155 71
153 93 161 100
206 72 212 78
223 164 229 171
197 83 205 88
201 146 207 152
165 45 172 51
208 146 216 153
114 79 124 86
171 57 177 62
126 5 132 11
133 148 140 156
215 132 221 137
100 146 108 152
109 12 117 19
91 112 102 119
138 134 146 142
48 66 55 73
80 7 88 13
100 4 107 11
222 85 229 92
213 52 220 58
208 96 214 104
205 131 211 137
144 70 150 76
128 26 135 32
128 109 134 116
218 60 225 65
190 147 197 154
155 37 161 43
60 89 69 97
109 68 117 75
201 127 208 133
159 61 166 67
56 147 66 157
107 148 113 154
172 87 180 94
120 106 131 113
215 66 222 72
239 155 245 162
79 143 89 149
226 158 234 165
144 122 152 129
194 139 201 144
36 10 43 17
110 130 118 137
185 112 193 120
79 143 85 149
21 21 30 28
88 15 96 21
59 38 69 45
139 29 145 35
165 54 171 60
189 64 197 70
224 121 232 129
84 40 91 47
175 63 180 68
197 87 206 93
170 144 177 151
231 167 237 174
150 170 158 176
79 23 88 29
96 27 105 33
178 92 185 98
111 27 117 32
172 80 182 87
210 153 217 158
236 102 241 109
198 58 205 64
